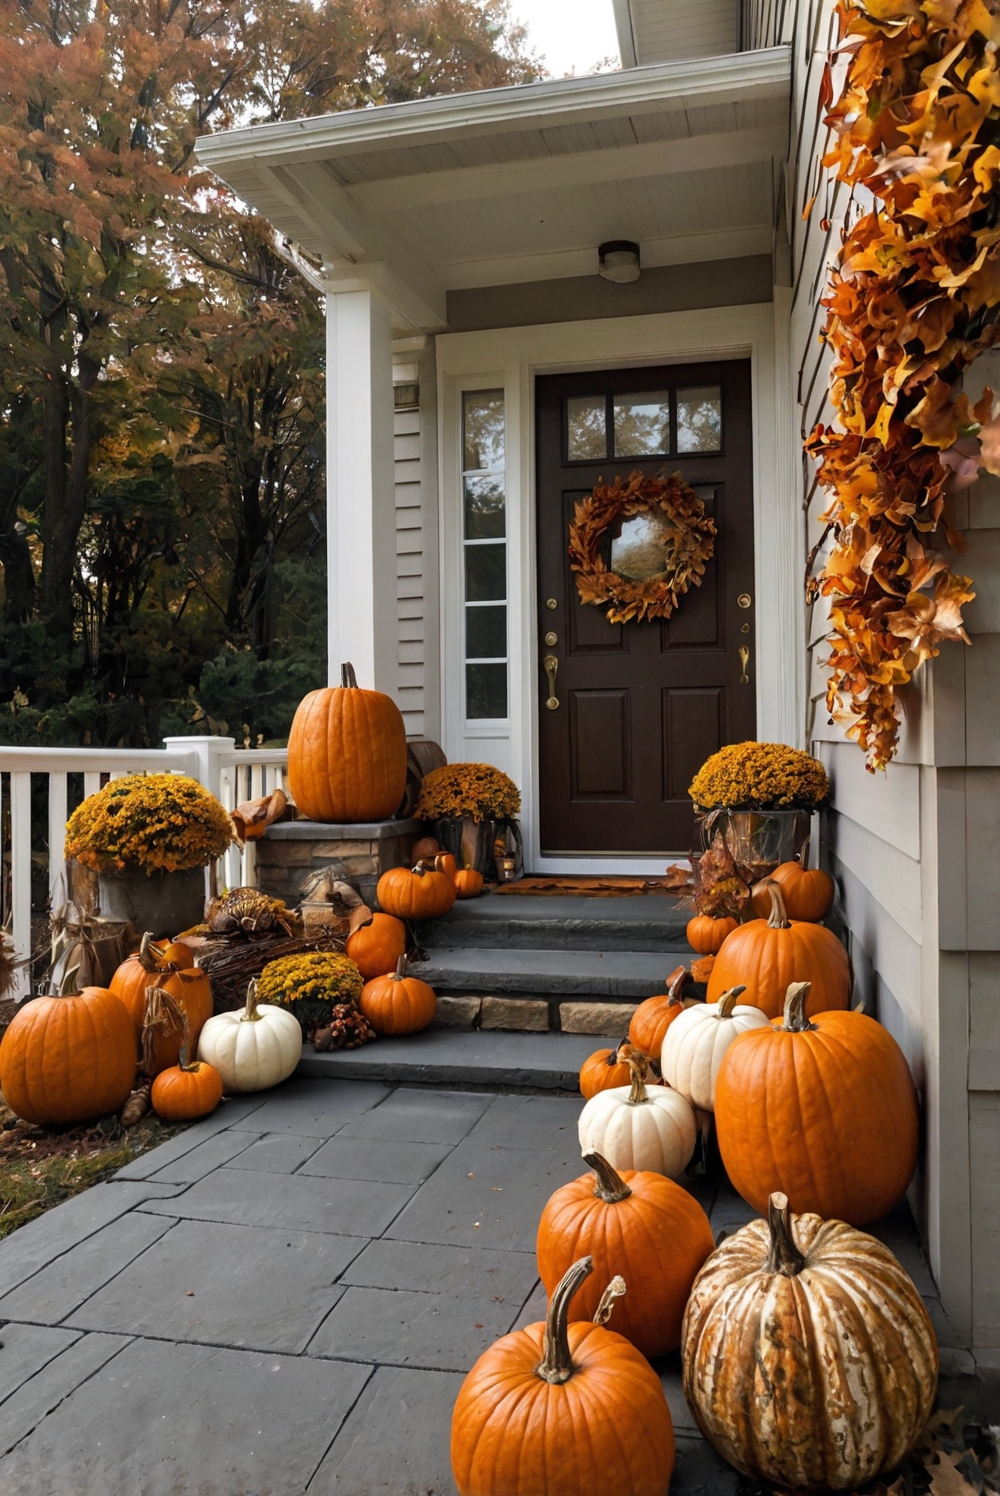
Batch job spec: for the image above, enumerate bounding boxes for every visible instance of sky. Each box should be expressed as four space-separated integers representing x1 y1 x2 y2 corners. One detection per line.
512 0 622 78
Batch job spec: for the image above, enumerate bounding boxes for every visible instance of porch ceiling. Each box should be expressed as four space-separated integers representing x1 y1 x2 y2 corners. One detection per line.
195 47 790 331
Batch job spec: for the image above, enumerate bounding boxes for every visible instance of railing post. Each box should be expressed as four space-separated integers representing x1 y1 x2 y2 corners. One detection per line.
162 736 236 909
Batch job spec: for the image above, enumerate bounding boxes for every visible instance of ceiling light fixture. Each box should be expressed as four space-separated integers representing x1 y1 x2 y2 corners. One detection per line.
598 240 641 284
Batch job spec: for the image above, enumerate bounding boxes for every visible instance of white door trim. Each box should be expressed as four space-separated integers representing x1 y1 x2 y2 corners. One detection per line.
435 299 799 874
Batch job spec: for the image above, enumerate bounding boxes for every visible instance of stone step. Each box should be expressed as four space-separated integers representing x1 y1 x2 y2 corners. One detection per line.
407 945 687 998
296 1027 614 1092
415 892 689 952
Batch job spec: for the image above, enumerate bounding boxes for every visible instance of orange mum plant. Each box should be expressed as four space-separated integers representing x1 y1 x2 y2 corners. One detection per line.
805 0 1000 769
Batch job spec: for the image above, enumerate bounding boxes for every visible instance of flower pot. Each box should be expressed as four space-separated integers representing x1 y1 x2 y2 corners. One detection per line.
97 866 207 938
432 817 524 882
697 808 810 884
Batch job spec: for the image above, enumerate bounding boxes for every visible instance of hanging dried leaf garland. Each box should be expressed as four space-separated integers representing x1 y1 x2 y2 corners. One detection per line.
804 0 1000 769
569 470 716 625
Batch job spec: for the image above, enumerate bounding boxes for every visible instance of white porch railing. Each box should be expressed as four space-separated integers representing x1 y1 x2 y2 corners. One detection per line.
0 736 289 998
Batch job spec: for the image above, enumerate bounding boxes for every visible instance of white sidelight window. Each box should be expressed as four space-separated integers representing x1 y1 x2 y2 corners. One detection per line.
461 390 508 720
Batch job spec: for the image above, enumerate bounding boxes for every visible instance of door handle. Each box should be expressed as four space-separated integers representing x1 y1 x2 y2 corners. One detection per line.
543 655 560 710
739 645 750 685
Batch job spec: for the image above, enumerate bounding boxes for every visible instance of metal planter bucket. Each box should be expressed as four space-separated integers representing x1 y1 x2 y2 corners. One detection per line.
697 808 811 884
97 866 207 938
432 817 524 882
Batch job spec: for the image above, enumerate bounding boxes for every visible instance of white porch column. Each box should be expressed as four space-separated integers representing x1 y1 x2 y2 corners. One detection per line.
325 283 396 692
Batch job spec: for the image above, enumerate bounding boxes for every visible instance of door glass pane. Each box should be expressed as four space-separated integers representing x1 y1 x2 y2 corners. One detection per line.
466 663 507 719
464 474 506 539
465 542 506 602
466 604 507 658
677 386 722 452
567 395 607 461
463 391 505 471
613 392 671 456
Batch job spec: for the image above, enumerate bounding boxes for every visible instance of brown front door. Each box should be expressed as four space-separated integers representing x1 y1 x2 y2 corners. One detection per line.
536 360 756 856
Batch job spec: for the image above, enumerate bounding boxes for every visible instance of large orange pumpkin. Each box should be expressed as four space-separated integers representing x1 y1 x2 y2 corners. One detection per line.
377 864 456 920
0 986 136 1125
537 1152 714 1359
110 934 213 1073
579 1041 633 1100
706 881 850 1018
286 661 407 823
686 915 737 955
360 955 436 1036
345 912 407 980
751 860 836 922
451 1256 675 1496
628 966 695 1058
453 868 485 899
714 981 919 1225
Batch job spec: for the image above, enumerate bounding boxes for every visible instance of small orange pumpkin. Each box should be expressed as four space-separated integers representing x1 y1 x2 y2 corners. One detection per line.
707 881 850 1019
451 1256 674 1496
751 861 836 922
377 864 456 920
152 1057 223 1121
579 1040 634 1100
412 836 440 861
686 915 737 955
0 986 136 1126
537 1152 714 1358
345 912 407 980
360 955 437 1035
628 967 695 1058
453 868 485 899
432 851 458 878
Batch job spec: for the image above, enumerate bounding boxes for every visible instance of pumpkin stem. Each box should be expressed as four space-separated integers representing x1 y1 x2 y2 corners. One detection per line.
624 1052 649 1104
765 880 792 930
765 1192 807 1277
243 978 263 1023
138 931 160 972
341 662 359 689
781 982 817 1032
716 985 747 1019
666 964 693 1000
592 1274 627 1327
536 1256 593 1385
393 954 408 981
584 1151 632 1204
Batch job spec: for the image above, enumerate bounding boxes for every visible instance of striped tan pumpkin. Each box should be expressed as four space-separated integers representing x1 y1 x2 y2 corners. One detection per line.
682 1193 937 1492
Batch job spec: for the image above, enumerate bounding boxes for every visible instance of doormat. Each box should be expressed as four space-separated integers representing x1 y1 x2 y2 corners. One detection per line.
493 875 686 898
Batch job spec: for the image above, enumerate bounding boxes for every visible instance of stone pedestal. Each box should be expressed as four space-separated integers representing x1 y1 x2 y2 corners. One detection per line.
254 819 420 908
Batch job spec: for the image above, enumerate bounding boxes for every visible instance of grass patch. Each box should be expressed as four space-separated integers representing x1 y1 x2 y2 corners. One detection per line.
0 1113 189 1240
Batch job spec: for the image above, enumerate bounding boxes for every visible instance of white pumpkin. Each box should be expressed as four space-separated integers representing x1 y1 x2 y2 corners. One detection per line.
661 985 769 1111
197 979 302 1092
578 1053 696 1178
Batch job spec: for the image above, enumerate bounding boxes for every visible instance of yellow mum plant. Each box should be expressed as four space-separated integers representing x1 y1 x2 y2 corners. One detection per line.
689 743 829 812
415 763 521 823
65 774 234 875
256 952 364 1033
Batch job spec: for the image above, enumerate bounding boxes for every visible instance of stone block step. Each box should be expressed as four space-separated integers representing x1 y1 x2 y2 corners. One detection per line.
407 946 687 998
415 892 689 952
297 1028 614 1091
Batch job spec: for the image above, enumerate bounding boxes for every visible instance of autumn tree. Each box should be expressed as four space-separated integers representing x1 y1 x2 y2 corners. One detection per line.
0 0 535 744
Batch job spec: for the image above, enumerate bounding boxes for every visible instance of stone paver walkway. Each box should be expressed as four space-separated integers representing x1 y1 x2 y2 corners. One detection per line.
0 1077 955 1495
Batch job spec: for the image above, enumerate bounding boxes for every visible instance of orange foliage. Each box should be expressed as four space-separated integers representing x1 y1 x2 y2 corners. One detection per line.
804 0 1000 768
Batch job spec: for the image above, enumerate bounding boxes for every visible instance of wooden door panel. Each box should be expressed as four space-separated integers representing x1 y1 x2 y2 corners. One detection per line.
663 688 724 800
571 690 631 797
536 360 755 856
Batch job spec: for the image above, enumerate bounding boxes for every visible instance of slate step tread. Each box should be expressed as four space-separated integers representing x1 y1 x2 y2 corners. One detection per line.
407 946 688 997
415 893 689 952
297 1028 614 1091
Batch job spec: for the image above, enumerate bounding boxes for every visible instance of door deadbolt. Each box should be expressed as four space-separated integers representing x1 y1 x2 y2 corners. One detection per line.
545 597 558 610
544 631 558 647
738 593 753 609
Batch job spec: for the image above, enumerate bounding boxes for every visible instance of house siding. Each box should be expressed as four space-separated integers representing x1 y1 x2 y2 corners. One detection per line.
626 0 739 62
393 340 441 744
790 0 1000 1356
